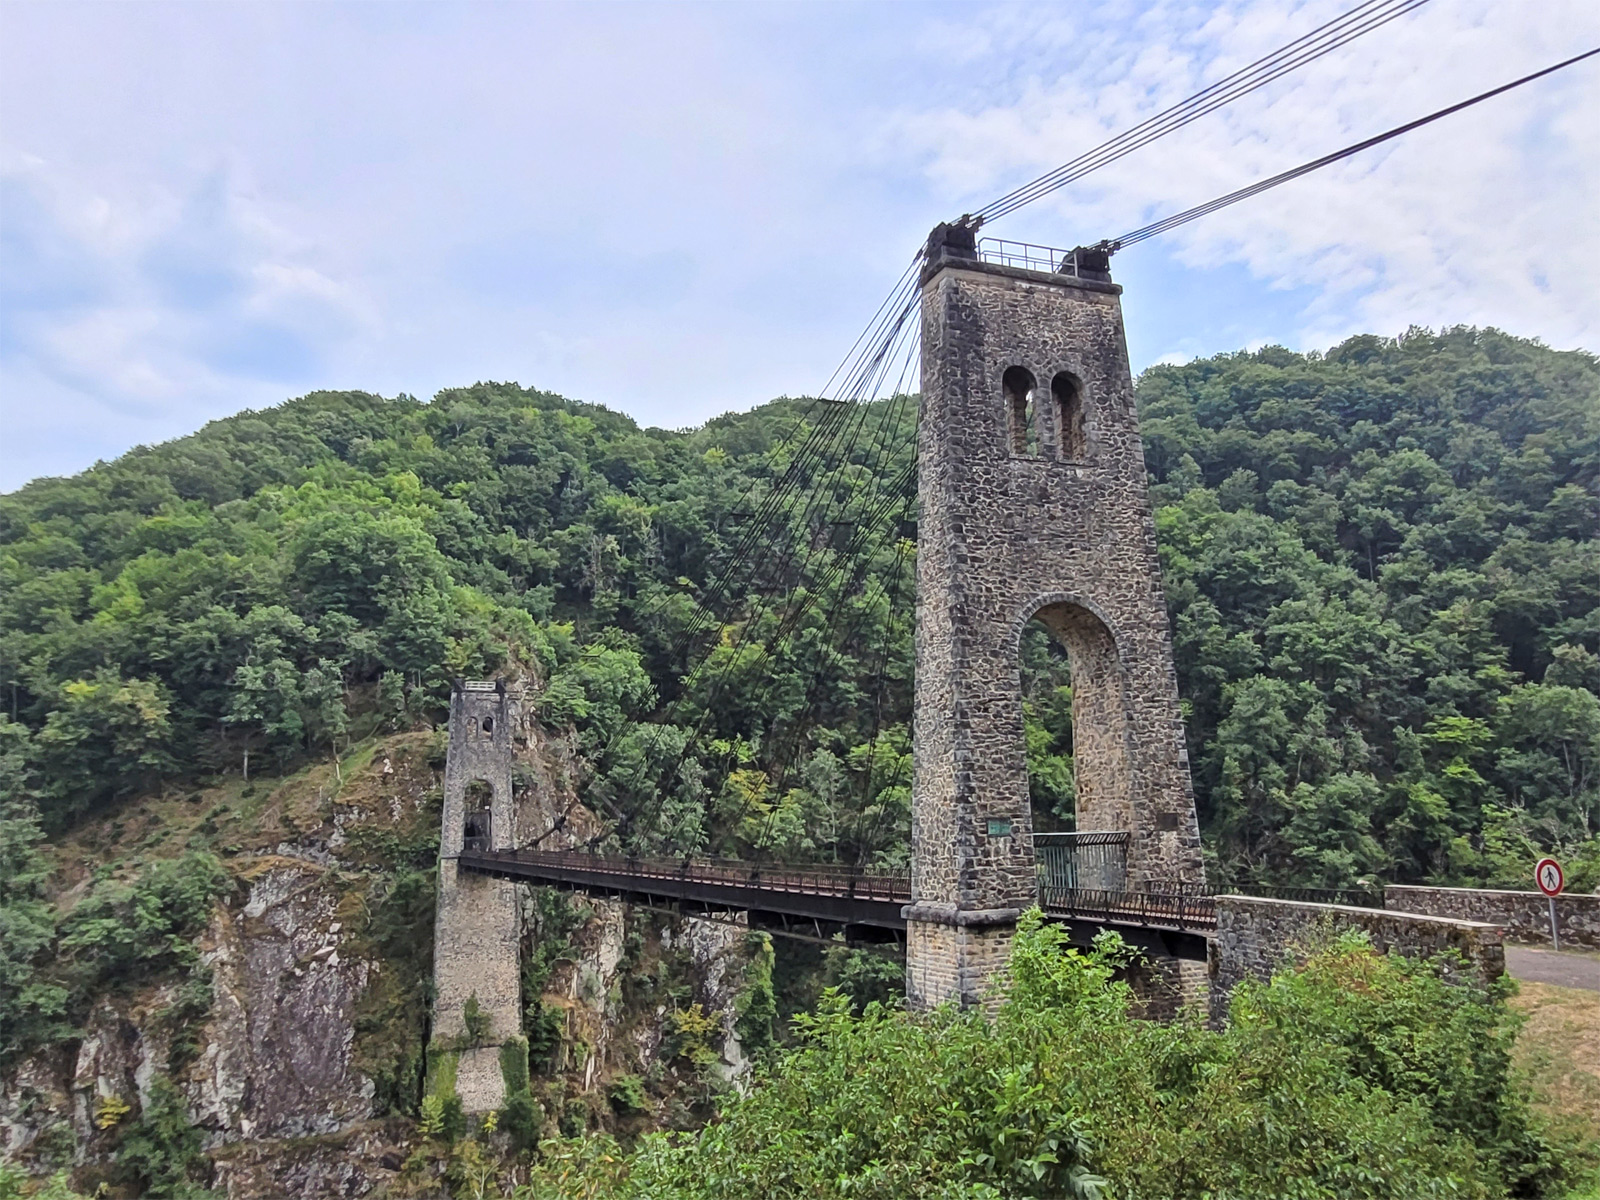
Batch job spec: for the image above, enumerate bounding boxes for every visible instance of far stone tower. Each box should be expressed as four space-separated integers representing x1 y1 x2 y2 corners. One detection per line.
904 223 1204 1009
431 680 523 1111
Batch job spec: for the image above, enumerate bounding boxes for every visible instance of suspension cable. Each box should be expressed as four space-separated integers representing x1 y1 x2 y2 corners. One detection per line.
1100 46 1600 252
975 0 1433 225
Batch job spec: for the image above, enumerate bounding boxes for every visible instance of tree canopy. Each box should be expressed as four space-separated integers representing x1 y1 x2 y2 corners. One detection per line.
1 326 1596 889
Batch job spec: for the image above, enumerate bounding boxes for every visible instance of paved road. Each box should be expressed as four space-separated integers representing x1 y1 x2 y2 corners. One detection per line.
1505 945 1600 991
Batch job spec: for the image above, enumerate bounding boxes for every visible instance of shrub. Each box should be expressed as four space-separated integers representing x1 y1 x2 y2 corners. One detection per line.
93 1094 132 1130
732 933 776 1056
418 1093 448 1137
501 1089 542 1151
498 1035 541 1150
524 999 565 1069
59 853 230 1001
666 1004 720 1070
114 1076 215 1198
518 911 1566 1200
606 1074 650 1116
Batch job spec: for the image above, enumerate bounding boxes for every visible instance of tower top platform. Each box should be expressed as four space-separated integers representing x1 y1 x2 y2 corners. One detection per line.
921 222 1118 290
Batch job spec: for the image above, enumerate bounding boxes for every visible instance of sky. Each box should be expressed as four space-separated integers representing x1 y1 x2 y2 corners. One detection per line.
2 0 1597 492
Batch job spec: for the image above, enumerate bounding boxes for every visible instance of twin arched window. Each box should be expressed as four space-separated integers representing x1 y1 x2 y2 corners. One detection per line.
1003 366 1038 456
1004 367 1088 461
1055 372 1087 460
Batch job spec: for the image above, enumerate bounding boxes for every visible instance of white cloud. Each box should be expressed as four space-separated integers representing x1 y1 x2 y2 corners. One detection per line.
892 0 1600 352
0 152 379 482
1 0 1595 490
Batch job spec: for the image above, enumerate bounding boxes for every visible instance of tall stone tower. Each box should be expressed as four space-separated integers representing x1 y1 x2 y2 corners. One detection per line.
431 680 523 1111
904 225 1203 1009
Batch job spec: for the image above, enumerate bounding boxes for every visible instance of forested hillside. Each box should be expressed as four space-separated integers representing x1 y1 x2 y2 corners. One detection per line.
2 324 1598 1197
2 326 1596 895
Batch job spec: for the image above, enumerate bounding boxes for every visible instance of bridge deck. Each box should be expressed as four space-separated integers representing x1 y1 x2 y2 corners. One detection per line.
457 849 1216 960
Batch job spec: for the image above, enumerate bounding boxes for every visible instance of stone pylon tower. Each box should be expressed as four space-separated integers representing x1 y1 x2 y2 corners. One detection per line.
904 224 1203 1009
431 680 523 1111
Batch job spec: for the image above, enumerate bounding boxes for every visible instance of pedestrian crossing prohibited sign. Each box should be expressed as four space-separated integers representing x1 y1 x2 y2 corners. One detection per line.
1535 857 1564 898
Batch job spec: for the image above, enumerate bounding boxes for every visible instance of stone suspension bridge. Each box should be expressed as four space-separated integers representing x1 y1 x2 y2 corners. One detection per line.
429 224 1512 1112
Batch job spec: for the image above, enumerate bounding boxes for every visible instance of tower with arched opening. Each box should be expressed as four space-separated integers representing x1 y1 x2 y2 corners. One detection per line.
905 226 1203 1009
431 679 523 1110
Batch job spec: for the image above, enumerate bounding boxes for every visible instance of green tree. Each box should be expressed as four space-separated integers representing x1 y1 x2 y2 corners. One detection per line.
33 673 173 828
0 718 68 1064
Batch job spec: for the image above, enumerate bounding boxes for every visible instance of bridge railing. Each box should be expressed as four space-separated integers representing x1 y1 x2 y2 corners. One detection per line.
1039 883 1218 931
467 848 1382 933
466 848 913 904
1218 882 1385 909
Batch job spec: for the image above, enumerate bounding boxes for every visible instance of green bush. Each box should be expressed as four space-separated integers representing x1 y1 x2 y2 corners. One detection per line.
114 1076 216 1198
733 932 776 1055
0 783 69 1066
821 943 905 1013
518 912 1568 1200
607 1074 650 1116
58 853 230 999
497 1035 542 1149
524 999 565 1070
0 1165 88 1199
155 969 215 1074
501 1088 543 1151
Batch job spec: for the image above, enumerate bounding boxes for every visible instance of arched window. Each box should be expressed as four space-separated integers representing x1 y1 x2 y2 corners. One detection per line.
481 716 494 735
1051 372 1086 461
1003 366 1038 457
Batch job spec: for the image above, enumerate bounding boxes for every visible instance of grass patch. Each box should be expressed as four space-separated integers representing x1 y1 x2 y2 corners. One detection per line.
1511 978 1600 1184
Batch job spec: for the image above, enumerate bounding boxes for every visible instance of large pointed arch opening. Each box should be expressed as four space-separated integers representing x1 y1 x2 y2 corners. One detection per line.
1020 599 1133 890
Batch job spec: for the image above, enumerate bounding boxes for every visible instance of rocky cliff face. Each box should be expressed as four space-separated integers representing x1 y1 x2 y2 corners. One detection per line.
542 897 756 1100
2 863 392 1193
200 863 375 1142
2 726 764 1198
2 733 434 1196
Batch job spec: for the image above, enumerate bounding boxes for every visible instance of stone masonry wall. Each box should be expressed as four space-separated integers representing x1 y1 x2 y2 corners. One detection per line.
1385 885 1600 949
907 239 1202 1008
432 683 523 1112
1208 895 1505 1026
905 918 1016 1011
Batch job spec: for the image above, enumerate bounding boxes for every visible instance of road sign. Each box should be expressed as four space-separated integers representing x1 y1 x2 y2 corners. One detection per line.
1535 857 1564 950
1535 857 1565 898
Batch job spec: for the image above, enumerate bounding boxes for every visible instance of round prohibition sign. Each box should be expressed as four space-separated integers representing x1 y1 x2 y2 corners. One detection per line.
1535 857 1565 898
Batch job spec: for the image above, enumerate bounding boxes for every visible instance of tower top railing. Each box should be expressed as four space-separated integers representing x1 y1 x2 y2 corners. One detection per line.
455 678 524 698
976 238 1111 280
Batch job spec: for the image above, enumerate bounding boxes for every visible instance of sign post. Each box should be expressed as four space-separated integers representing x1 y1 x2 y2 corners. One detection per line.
1535 857 1565 950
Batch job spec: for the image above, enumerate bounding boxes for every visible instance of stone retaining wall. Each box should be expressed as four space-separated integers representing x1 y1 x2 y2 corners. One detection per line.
1208 895 1504 1026
1384 884 1600 949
